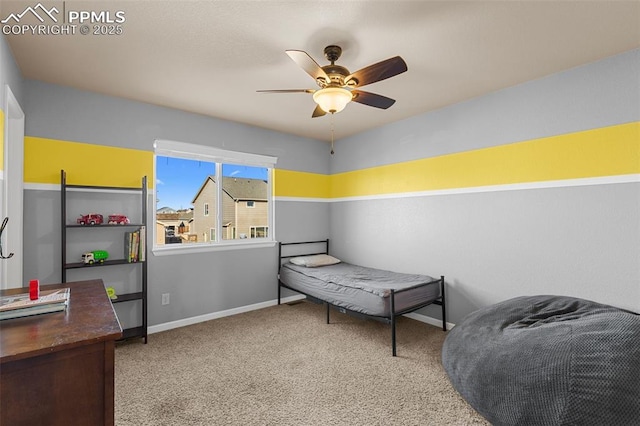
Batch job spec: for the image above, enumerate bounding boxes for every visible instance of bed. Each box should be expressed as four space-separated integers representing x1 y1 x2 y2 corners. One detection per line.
277 240 446 356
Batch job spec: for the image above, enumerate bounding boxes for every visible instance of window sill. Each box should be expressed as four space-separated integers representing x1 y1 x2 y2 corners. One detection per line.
152 240 276 256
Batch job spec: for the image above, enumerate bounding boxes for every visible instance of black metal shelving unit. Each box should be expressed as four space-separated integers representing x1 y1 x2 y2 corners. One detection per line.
61 170 148 343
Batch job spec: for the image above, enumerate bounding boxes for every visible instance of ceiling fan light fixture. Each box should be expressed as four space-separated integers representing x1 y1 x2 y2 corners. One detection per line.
313 87 352 114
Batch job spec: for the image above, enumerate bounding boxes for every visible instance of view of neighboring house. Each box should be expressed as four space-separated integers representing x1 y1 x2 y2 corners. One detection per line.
156 208 194 245
191 176 268 242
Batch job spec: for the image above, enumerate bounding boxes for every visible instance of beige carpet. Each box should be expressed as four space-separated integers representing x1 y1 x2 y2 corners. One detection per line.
115 301 489 425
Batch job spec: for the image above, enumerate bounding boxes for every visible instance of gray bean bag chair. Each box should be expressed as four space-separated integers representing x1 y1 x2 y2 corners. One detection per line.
442 295 640 425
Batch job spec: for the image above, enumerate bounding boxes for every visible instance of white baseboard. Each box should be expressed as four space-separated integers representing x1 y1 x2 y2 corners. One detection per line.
149 295 454 335
404 312 455 330
148 294 306 335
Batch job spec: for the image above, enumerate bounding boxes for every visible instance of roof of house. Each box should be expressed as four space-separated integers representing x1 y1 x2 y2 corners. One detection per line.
191 176 268 203
158 210 193 221
157 213 179 221
222 177 267 201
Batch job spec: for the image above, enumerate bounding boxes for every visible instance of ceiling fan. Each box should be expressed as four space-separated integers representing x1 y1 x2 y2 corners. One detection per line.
258 45 408 118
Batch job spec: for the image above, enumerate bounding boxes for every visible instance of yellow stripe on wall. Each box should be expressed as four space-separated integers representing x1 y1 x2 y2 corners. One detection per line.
274 169 331 198
0 109 4 172
22 122 639 199
330 122 639 198
24 137 154 188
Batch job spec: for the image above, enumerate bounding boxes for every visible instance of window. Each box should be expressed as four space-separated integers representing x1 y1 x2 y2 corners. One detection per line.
250 226 268 238
154 140 276 253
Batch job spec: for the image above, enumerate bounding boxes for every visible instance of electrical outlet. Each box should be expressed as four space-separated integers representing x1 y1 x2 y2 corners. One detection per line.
162 293 170 305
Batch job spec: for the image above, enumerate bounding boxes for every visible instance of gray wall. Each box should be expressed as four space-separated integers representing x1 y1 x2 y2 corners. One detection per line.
22 80 330 327
330 49 640 324
14 41 640 329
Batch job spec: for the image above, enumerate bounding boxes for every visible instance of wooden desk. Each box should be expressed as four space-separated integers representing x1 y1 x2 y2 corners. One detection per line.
0 279 122 426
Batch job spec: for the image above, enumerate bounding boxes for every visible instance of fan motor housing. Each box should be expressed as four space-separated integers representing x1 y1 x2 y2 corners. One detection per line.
319 64 350 87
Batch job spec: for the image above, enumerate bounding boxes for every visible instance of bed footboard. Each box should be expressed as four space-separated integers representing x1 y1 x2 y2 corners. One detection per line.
389 276 446 356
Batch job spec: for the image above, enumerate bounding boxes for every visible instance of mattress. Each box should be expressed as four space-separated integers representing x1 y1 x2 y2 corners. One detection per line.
279 262 441 317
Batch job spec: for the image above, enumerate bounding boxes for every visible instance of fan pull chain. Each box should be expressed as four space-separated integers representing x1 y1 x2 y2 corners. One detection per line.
330 115 335 155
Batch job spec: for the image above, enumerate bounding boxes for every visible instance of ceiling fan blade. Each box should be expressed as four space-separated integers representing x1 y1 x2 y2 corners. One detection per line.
286 50 330 84
345 56 407 87
312 104 327 118
256 89 315 94
351 90 396 109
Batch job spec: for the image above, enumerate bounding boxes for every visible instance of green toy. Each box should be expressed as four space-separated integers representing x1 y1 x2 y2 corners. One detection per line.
105 286 117 300
81 250 109 264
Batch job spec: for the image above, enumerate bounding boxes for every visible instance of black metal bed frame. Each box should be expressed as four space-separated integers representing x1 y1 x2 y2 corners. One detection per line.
277 239 447 356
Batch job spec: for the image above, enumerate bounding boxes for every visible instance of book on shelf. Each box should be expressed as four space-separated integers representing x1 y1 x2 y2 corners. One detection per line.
124 231 133 262
0 288 70 320
133 230 140 262
124 227 145 262
139 226 146 261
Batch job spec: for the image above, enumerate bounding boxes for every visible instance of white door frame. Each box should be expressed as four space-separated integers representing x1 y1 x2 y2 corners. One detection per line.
2 85 24 289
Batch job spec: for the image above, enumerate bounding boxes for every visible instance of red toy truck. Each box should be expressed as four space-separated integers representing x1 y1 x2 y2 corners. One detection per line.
77 213 103 225
108 214 130 225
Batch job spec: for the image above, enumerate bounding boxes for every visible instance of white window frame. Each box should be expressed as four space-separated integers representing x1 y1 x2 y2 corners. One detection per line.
246 200 255 208
204 203 209 216
153 139 277 255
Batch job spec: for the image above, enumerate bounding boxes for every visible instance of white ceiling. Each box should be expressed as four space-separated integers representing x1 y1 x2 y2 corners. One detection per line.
3 1 639 142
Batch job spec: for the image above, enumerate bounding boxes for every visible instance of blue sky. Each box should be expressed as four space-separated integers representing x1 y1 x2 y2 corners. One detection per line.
156 157 268 210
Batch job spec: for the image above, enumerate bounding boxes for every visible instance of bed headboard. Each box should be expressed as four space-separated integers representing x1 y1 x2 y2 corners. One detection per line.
278 239 329 270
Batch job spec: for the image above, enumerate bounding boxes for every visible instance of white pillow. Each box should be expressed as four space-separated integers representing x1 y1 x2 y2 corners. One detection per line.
289 254 341 267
